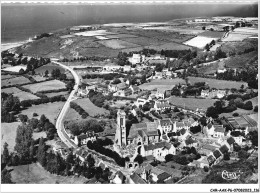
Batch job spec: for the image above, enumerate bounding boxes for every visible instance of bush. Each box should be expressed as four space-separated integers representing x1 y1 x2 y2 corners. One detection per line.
33 113 38 117
233 113 239 117
204 166 209 172
254 105 258 112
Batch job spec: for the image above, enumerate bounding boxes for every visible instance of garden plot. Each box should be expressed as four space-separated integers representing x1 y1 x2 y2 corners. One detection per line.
23 79 66 93
2 65 27 73
198 31 225 38
1 76 31 87
222 32 252 42
184 36 218 48
98 39 140 49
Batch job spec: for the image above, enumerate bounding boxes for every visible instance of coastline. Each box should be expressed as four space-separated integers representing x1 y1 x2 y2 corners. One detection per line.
1 41 29 52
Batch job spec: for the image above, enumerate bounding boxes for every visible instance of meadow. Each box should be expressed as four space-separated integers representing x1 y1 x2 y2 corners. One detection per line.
139 79 186 90
187 76 248 89
2 76 31 87
98 39 140 49
23 79 66 93
1 122 21 152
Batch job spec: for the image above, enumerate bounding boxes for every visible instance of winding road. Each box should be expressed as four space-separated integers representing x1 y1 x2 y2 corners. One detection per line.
52 60 80 148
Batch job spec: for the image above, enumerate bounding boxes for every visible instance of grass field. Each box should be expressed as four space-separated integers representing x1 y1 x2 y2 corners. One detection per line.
20 102 65 124
122 37 167 46
74 98 109 117
1 74 16 80
64 107 82 122
198 31 225 38
220 108 255 118
139 79 186 90
11 163 87 184
222 32 252 42
1 86 40 101
1 122 20 152
224 51 258 69
35 63 65 75
98 39 140 49
220 39 258 55
23 80 66 93
145 42 192 50
169 96 217 111
105 33 138 39
1 76 31 87
32 75 48 82
187 76 248 89
45 91 69 98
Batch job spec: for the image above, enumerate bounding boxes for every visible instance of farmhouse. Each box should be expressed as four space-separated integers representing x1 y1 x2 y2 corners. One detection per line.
73 131 97 146
154 100 171 112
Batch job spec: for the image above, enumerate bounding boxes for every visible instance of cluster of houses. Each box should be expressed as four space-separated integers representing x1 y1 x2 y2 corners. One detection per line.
200 89 228 99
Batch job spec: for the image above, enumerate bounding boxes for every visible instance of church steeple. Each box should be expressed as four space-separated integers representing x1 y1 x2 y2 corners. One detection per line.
115 110 126 147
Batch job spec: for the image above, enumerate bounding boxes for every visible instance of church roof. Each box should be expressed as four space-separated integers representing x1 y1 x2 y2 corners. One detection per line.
128 121 159 139
160 119 173 126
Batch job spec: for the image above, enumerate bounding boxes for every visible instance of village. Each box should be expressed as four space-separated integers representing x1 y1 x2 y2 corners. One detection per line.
1 14 258 185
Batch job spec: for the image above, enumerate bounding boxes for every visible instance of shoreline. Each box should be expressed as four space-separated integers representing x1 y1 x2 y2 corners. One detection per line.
1 40 29 52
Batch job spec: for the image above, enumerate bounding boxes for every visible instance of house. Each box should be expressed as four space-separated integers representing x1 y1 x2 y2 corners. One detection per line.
157 172 171 183
178 128 190 141
188 156 209 168
142 141 176 160
219 144 229 155
212 149 223 164
129 85 140 94
233 136 244 146
199 144 218 156
152 72 163 79
158 119 173 134
200 89 226 99
74 131 97 146
135 98 149 107
156 88 166 99
155 165 182 179
207 155 216 166
111 171 126 184
128 54 145 65
154 100 171 112
108 82 128 92
174 121 185 131
129 173 147 184
213 125 225 138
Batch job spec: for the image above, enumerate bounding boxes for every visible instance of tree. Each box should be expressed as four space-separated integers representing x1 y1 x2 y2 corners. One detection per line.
44 70 49 77
202 26 206 30
18 114 28 123
165 154 174 162
14 124 33 163
86 154 95 168
243 101 253 110
37 138 47 167
112 78 121 84
205 44 210 51
1 169 13 184
238 150 249 160
223 153 230 160
206 106 219 119
134 154 143 165
214 100 225 114
253 105 258 112
2 142 10 165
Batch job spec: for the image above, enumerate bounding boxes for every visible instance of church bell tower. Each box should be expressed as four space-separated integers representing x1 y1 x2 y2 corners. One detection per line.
116 110 126 147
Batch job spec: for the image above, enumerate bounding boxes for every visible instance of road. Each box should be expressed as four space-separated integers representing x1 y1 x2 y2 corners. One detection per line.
52 60 132 178
52 60 80 148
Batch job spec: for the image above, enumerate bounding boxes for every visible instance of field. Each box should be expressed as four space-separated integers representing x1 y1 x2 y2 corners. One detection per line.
45 91 69 98
35 63 65 75
74 30 114 37
1 74 16 80
1 76 31 87
32 131 47 140
198 31 225 38
196 59 226 75
105 34 138 39
142 27 204 35
145 42 192 50
20 102 65 124
1 86 40 101
220 39 258 55
23 79 66 93
74 98 109 117
1 87 22 94
139 79 186 90
98 39 140 49
13 91 40 101
187 76 248 89
220 108 255 118
32 75 48 82
169 96 217 111
1 122 20 152
222 32 253 42
224 51 258 69
2 65 27 73
11 163 87 184
233 27 258 34
64 107 82 122
122 37 167 46
184 36 218 48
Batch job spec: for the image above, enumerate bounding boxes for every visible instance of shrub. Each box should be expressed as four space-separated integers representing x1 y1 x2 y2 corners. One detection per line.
233 113 239 117
204 166 209 172
33 113 38 117
254 105 258 112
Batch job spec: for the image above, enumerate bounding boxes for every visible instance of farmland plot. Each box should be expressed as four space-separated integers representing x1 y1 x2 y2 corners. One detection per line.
184 36 218 48
23 79 66 93
1 76 31 87
98 39 140 49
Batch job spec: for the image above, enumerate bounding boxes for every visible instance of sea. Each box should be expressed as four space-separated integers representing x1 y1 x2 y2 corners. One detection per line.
1 3 258 47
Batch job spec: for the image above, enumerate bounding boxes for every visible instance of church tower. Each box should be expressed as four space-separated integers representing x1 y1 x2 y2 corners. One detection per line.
115 110 126 147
